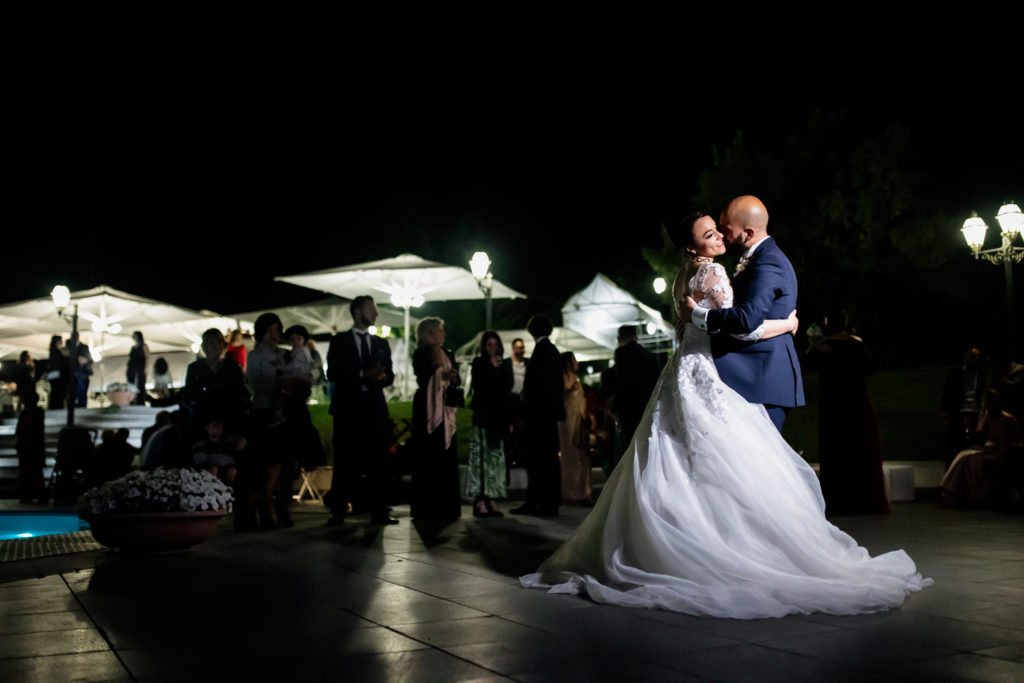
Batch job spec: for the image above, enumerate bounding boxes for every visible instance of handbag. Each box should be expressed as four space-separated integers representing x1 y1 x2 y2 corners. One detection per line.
444 386 465 408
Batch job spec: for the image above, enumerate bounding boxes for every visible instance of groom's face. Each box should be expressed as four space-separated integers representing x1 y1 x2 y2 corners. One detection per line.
719 210 746 250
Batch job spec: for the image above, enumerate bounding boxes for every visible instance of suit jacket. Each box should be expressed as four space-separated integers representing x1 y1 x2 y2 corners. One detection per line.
706 237 805 408
327 329 394 420
523 337 565 423
611 341 660 419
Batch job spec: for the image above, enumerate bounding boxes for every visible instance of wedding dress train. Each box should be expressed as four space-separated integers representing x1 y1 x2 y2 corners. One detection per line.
521 263 932 619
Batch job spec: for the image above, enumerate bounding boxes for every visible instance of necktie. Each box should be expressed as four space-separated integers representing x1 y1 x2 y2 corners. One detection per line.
359 332 373 369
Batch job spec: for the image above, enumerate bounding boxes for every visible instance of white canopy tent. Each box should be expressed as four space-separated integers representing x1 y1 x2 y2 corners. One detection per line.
561 273 674 352
230 297 417 337
0 286 245 395
276 253 526 398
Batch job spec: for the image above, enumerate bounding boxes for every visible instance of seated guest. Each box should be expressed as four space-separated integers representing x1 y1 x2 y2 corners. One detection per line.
193 415 246 485
941 389 1022 507
92 428 137 486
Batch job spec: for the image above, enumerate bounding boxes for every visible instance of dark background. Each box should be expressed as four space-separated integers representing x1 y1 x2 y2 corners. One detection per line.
7 38 1021 362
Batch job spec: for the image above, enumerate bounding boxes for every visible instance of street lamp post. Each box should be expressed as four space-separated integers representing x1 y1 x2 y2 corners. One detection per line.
469 251 494 330
51 285 79 427
961 202 1024 352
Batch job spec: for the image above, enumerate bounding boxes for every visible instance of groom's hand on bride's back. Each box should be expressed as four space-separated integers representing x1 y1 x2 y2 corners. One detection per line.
789 309 799 336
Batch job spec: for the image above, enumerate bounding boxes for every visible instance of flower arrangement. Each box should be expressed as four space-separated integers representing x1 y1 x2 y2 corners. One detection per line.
78 468 234 517
105 382 139 393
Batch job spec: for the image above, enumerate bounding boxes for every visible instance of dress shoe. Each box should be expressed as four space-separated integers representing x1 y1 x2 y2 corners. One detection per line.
326 514 345 527
370 516 399 525
510 504 539 516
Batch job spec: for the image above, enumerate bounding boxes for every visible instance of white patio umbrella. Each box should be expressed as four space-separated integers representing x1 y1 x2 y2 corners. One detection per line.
276 253 526 398
230 297 416 337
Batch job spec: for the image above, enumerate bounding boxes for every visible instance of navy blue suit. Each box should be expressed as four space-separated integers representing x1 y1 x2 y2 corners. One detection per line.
706 237 805 429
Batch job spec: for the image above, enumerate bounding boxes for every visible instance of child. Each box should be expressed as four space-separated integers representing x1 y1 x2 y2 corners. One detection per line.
192 416 246 484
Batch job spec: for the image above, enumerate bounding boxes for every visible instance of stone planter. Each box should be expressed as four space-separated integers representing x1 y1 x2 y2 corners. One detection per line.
106 390 137 406
83 510 226 553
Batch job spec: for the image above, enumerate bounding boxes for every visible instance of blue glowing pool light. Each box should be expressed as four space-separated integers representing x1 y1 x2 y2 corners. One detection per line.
0 513 91 540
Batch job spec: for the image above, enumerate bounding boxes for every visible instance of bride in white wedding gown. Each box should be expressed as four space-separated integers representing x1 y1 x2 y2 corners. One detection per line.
521 212 932 619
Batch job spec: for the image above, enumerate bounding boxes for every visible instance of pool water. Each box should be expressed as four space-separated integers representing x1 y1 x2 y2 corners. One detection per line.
0 513 91 540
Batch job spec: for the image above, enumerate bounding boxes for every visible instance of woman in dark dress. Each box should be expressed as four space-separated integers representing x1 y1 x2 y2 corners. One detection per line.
46 335 69 410
806 310 889 516
127 331 150 405
411 317 462 521
467 331 511 517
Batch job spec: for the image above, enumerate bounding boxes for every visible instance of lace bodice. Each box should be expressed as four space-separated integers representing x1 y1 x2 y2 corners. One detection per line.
680 262 764 342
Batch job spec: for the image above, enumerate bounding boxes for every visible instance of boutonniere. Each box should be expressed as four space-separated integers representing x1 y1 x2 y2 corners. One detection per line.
734 257 750 277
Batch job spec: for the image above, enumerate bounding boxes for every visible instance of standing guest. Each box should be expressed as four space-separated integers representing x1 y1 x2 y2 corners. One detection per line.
46 335 69 410
16 391 47 503
610 325 660 462
226 329 248 373
503 338 529 470
805 310 888 515
247 313 293 529
411 317 462 521
282 324 324 468
558 352 592 505
941 347 991 468
308 338 328 404
73 334 94 408
151 357 173 404
127 331 150 404
467 331 511 517
326 296 397 526
11 351 36 412
512 315 565 517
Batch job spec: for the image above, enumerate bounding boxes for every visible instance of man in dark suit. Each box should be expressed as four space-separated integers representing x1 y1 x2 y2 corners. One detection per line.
502 337 528 470
512 315 564 516
326 295 398 526
611 325 660 460
682 195 805 432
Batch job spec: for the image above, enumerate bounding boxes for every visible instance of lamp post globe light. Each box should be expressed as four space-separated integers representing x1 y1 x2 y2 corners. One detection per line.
51 285 79 427
653 277 667 294
469 251 494 330
961 202 1024 351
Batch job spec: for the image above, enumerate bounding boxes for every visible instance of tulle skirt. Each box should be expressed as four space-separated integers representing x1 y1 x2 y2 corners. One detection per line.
521 328 932 619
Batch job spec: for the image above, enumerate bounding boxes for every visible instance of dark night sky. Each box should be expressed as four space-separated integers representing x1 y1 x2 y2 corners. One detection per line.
8 43 1020 329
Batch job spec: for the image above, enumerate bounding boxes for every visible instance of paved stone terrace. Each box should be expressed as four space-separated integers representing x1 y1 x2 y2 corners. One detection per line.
0 501 1022 682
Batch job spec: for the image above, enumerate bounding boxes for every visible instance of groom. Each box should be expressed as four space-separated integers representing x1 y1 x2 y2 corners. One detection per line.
681 195 804 431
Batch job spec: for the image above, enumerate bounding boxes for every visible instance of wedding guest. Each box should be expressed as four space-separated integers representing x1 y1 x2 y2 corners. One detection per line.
151 357 173 404
226 329 248 373
558 351 591 506
139 410 188 471
805 310 888 515
91 428 136 486
308 338 328 403
282 324 324 468
16 391 47 503
127 331 150 405
610 325 660 463
941 388 1022 507
247 313 293 529
325 296 396 525
73 334 94 408
411 317 462 521
193 415 246 485
141 410 173 452
941 346 992 467
512 315 564 517
467 331 511 517
46 335 69 410
502 338 528 470
11 351 36 412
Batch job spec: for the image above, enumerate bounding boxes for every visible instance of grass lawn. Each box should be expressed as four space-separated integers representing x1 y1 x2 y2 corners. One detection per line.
312 366 948 468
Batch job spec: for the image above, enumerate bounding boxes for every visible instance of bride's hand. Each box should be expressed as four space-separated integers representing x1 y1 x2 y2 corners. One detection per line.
788 309 799 335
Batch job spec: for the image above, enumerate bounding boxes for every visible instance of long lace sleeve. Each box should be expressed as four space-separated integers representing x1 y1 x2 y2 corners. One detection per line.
689 263 767 340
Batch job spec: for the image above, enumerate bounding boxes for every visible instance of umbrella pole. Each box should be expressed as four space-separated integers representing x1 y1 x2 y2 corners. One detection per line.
403 305 412 399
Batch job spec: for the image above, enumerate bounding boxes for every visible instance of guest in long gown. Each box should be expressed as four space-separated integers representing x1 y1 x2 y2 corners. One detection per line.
411 317 462 521
806 310 889 515
558 351 592 505
941 388 1022 507
467 331 510 517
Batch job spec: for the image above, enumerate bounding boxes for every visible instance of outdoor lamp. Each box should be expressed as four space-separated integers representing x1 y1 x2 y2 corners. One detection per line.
51 285 71 311
646 322 658 335
380 325 391 337
961 214 988 253
469 251 492 280
996 202 1024 237
653 277 667 294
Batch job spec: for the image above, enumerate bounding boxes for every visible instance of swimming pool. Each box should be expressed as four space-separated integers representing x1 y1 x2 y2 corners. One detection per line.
0 513 91 540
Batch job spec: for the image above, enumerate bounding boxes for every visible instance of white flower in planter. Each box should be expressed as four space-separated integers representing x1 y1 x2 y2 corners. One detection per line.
77 468 234 516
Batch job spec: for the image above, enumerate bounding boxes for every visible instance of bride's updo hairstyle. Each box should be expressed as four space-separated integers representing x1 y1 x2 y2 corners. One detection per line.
665 208 711 260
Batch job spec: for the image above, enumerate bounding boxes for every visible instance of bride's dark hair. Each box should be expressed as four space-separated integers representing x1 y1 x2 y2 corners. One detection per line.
664 208 710 255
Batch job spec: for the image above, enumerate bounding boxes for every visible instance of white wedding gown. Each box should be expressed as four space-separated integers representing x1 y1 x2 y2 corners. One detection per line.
520 262 932 619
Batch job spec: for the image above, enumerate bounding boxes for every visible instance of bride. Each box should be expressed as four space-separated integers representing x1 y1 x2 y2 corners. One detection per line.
520 210 932 619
